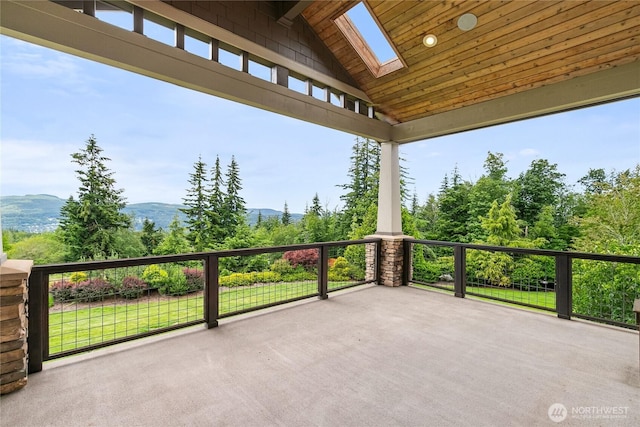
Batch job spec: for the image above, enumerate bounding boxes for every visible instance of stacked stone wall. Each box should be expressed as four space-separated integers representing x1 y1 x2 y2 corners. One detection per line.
0 260 32 395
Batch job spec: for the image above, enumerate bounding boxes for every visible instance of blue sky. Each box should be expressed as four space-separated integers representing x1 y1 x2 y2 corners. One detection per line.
1 34 639 214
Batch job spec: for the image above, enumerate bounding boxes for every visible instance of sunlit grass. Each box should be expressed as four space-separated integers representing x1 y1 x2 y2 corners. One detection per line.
411 283 556 311
48 281 327 354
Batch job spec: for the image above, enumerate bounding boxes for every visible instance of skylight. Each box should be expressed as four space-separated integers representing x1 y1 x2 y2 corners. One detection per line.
334 2 404 78
346 3 397 63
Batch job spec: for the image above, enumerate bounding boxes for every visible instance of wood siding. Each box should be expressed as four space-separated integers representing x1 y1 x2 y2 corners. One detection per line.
302 0 640 123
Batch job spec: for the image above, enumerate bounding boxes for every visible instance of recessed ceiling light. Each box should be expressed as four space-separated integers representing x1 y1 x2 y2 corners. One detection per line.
423 34 437 47
457 13 477 31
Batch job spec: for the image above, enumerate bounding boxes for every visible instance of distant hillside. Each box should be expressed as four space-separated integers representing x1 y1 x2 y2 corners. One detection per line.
1 195 301 233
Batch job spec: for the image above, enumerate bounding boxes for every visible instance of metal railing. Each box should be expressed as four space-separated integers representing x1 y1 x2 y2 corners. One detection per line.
28 239 380 373
406 239 640 329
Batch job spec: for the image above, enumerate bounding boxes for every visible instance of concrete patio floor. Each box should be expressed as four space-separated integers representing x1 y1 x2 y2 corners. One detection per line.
1 285 639 426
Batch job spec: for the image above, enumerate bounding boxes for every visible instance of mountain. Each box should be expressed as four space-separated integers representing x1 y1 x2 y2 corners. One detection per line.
0 195 302 233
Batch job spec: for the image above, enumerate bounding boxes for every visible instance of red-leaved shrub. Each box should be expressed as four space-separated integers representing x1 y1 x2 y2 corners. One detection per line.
283 249 318 270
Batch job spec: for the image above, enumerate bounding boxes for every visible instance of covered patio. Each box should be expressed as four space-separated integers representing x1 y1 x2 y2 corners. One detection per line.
1 1 640 424
1 285 638 426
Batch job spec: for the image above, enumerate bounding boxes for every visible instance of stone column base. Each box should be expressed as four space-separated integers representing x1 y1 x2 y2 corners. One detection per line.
0 260 33 395
366 235 411 287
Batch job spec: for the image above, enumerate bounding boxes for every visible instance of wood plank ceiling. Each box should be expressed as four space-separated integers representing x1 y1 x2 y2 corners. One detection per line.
302 0 640 124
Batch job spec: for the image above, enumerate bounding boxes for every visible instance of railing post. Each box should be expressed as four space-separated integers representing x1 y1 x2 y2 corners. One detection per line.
205 255 219 328
318 246 328 299
454 245 466 298
555 254 572 320
376 239 382 285
27 270 46 374
402 239 412 286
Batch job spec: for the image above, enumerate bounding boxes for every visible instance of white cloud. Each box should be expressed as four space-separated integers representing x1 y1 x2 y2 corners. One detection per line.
1 36 103 96
0 139 77 197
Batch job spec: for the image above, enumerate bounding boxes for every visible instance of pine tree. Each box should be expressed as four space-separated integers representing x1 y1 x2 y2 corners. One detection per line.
338 137 380 237
140 218 163 255
180 156 209 251
281 202 291 225
467 152 512 241
481 194 521 246
435 166 471 242
154 215 192 255
59 135 130 260
221 156 246 236
310 193 323 216
206 156 225 244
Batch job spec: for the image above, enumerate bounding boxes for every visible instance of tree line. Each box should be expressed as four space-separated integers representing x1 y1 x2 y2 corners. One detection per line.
3 135 639 265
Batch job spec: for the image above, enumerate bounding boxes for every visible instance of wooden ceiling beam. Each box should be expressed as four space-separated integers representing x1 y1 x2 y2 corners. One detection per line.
275 1 314 28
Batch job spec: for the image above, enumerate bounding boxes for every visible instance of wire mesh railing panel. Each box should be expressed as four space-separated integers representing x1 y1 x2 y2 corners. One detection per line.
411 243 456 292
327 242 374 292
48 261 205 357
465 249 556 311
572 259 640 327
218 250 319 317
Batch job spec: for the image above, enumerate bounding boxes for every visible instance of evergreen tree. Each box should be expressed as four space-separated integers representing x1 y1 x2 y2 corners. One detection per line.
481 194 521 246
206 156 225 244
513 159 565 227
281 202 291 226
414 193 439 240
221 156 246 235
180 156 209 251
410 191 419 215
467 152 512 241
338 137 380 238
140 218 163 255
59 135 130 260
154 215 192 255
310 193 323 216
435 166 471 242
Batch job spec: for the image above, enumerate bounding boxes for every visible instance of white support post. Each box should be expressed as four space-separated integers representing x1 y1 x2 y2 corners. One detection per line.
376 141 403 236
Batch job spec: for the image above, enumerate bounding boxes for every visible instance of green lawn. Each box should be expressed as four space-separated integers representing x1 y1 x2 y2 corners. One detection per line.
49 281 322 355
411 283 556 311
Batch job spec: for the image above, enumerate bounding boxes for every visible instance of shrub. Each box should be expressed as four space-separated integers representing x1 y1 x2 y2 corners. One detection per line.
328 256 351 281
219 271 281 287
270 259 294 275
472 251 514 287
69 272 88 284
511 256 554 291
74 278 114 302
281 269 316 282
120 276 147 299
344 244 365 278
414 255 455 283
183 268 204 293
283 249 318 270
142 265 169 289
50 279 74 303
157 267 188 296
